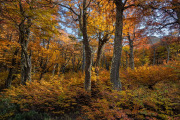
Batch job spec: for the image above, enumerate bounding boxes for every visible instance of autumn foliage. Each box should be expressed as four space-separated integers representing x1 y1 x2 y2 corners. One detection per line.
0 64 179 119
0 0 180 119
122 63 179 89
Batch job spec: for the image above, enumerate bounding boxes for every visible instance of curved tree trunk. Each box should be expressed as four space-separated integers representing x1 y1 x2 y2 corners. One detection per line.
19 1 32 85
94 34 109 75
19 19 32 85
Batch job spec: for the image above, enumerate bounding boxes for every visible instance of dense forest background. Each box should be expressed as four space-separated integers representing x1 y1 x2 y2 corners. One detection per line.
0 0 179 119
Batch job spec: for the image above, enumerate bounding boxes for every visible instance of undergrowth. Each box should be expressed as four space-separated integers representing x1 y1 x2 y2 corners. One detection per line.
0 62 179 120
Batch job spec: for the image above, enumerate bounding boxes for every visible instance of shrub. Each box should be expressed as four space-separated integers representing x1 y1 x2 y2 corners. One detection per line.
3 79 64 115
0 97 16 120
122 65 179 89
13 110 50 120
0 68 179 120
0 71 8 90
1 73 88 119
116 82 180 120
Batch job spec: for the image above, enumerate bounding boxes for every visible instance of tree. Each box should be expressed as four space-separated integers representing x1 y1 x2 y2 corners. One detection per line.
110 0 124 90
55 0 92 91
160 35 176 63
141 0 180 36
148 36 160 65
0 0 32 85
87 0 115 75
110 0 148 90
1 0 59 86
123 22 136 70
0 23 20 88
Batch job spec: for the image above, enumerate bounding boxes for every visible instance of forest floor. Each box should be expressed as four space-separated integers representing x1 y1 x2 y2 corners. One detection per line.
0 62 180 120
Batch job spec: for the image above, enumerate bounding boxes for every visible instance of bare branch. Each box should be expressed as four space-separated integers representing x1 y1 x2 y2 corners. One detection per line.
85 0 92 10
123 0 127 7
54 2 79 17
123 4 136 10
159 21 178 29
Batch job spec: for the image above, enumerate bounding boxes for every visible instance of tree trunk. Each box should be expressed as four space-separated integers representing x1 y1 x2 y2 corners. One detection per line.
94 34 109 74
52 64 57 76
39 72 44 80
142 47 146 65
5 48 19 88
172 0 180 27
95 40 104 74
82 44 85 72
20 47 32 85
157 53 159 64
76 57 82 71
19 19 32 85
19 2 32 85
72 54 75 72
166 46 170 63
82 0 92 91
39 38 51 80
91 49 94 67
84 42 92 92
125 51 128 68
110 1 123 91
105 57 110 71
128 35 134 69
61 64 66 74
101 53 105 68
153 47 156 65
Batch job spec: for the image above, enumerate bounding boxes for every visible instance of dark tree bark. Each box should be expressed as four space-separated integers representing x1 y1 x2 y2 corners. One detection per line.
19 20 32 85
18 1 32 85
20 38 32 85
171 0 180 27
127 34 134 69
101 53 105 68
166 46 170 63
82 44 85 72
142 47 146 65
105 56 110 70
91 48 95 66
95 34 109 67
76 57 82 71
110 0 124 90
153 47 156 65
157 52 159 64
94 34 109 75
5 48 19 88
72 53 75 72
39 38 50 80
20 36 32 85
55 0 92 91
81 0 92 91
